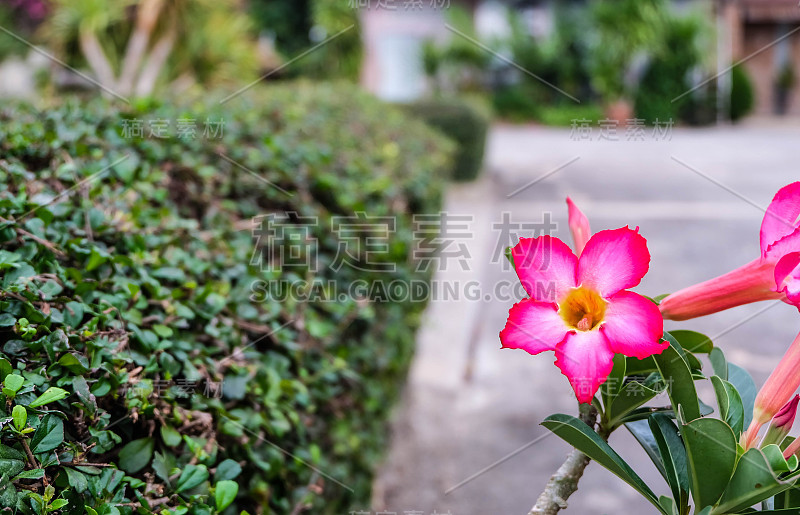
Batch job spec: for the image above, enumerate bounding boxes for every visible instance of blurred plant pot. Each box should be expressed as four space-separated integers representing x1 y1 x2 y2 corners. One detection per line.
605 99 634 124
774 86 791 115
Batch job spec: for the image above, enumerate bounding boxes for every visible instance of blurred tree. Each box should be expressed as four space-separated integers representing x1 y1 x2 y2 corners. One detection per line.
248 0 312 56
303 0 363 80
634 13 708 123
588 0 667 107
41 0 259 98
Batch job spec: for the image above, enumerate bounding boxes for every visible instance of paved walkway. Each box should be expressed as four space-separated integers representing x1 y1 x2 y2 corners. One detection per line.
373 123 800 515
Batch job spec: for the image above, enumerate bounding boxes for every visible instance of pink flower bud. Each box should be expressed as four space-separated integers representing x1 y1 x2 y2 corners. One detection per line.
761 394 800 448
566 197 591 256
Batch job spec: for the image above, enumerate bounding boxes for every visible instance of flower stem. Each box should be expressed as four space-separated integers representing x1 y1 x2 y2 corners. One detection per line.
529 403 604 515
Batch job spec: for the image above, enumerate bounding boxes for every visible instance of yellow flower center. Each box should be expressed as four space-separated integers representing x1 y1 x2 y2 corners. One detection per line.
559 287 607 331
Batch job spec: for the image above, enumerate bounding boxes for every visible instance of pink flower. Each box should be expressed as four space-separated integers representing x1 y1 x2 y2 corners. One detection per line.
660 182 800 320
499 226 667 404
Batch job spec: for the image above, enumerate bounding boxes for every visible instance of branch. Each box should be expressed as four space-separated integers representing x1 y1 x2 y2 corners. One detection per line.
529 404 600 515
78 30 117 96
134 22 176 97
118 0 164 95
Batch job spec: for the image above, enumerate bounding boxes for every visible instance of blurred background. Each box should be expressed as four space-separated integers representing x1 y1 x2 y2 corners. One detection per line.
1 0 800 514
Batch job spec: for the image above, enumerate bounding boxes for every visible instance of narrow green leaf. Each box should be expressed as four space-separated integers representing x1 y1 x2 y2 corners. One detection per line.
602 354 627 411
709 348 728 380
649 413 689 505
654 334 701 422
626 419 667 479
683 418 737 510
609 381 661 427
728 363 756 429
710 375 745 436
12 469 44 481
29 387 69 408
542 414 666 513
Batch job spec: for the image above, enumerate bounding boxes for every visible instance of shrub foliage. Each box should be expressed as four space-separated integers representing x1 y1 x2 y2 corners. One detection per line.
0 83 453 513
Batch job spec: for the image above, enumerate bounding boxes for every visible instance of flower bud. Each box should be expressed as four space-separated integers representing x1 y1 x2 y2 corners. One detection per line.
762 394 800 447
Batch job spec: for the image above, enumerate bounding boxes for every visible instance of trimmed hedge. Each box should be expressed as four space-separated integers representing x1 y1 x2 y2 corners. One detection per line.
0 82 453 514
403 98 489 182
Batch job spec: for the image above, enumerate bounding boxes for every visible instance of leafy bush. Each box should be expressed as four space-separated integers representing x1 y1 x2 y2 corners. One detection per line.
730 63 755 122
634 14 707 123
492 84 541 122
0 82 453 513
402 98 489 182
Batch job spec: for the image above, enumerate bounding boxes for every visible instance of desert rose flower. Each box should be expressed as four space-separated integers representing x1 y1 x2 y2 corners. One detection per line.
660 182 800 320
499 227 667 404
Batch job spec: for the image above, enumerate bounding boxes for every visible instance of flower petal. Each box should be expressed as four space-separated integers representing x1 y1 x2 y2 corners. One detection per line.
567 197 591 256
511 236 577 302
775 252 800 308
577 227 650 297
765 226 800 261
500 299 568 354
761 182 800 256
554 330 615 404
602 291 667 359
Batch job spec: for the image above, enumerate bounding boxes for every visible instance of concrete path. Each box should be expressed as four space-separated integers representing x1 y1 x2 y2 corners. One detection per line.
372 122 800 515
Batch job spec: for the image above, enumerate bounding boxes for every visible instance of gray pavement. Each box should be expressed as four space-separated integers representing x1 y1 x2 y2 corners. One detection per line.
372 122 800 515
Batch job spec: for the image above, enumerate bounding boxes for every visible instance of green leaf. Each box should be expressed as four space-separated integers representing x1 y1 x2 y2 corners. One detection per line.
608 380 661 427
175 464 209 493
215 459 242 481
709 347 728 380
710 375 745 436
714 448 798 514
160 425 182 447
0 358 10 382
118 438 154 474
542 414 666 513
649 413 689 507
654 333 701 422
602 354 626 411
728 363 756 429
670 330 713 354
658 495 678 515
626 419 667 479
12 469 43 480
3 374 24 395
215 480 238 510
12 405 26 431
0 314 15 327
49 499 68 509
0 444 25 480
30 414 64 453
57 353 89 374
625 356 658 376
682 417 737 510
29 387 69 408
65 468 89 493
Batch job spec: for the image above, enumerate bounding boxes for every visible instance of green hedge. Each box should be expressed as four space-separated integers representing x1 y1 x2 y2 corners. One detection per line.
0 83 453 514
403 98 489 182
